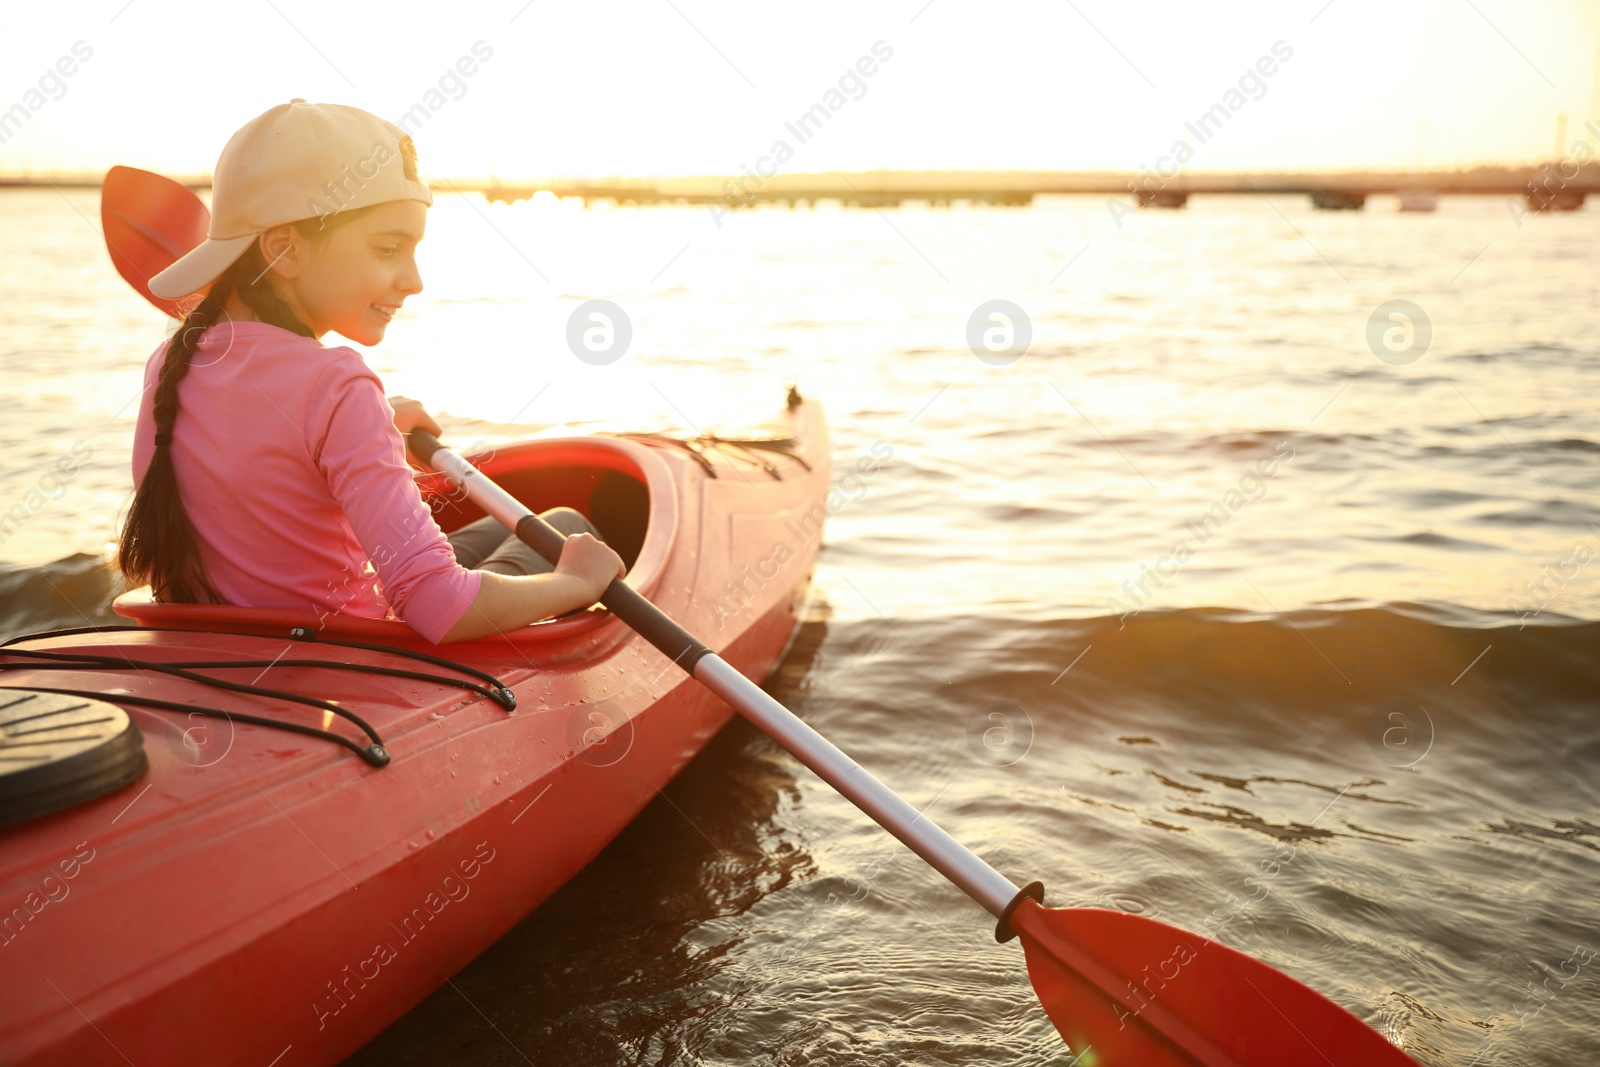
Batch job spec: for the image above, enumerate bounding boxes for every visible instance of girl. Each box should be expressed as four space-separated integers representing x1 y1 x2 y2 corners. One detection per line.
120 99 623 643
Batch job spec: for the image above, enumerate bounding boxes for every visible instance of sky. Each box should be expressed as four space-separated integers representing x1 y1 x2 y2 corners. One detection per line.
2 0 1598 179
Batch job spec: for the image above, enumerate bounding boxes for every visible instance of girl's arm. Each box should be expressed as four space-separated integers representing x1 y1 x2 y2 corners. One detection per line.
441 571 583 642
439 531 625 642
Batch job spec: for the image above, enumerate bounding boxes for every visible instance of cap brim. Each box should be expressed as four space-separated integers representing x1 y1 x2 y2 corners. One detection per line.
148 234 258 300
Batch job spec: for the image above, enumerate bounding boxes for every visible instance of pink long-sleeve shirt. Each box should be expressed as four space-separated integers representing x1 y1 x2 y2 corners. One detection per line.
132 321 481 643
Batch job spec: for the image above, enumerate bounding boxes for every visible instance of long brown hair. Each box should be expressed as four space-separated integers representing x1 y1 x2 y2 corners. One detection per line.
117 208 378 602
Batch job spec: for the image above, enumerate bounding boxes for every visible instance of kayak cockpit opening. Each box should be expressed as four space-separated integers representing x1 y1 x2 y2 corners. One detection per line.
423 446 652 573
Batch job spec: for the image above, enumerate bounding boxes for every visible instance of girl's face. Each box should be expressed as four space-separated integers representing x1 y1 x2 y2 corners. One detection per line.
278 199 427 345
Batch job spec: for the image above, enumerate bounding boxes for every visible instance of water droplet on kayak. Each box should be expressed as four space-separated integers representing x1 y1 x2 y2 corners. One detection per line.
407 841 419 850
426 828 436 839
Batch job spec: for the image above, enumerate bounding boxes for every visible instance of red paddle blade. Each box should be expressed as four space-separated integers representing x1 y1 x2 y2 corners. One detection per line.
1012 900 1419 1066
100 165 210 318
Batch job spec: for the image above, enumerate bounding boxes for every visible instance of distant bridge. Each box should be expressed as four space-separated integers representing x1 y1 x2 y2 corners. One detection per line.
473 166 1599 213
6 166 1596 212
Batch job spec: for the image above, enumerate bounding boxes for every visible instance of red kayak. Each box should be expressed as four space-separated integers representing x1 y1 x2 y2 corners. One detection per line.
1 163 1426 1067
0 395 829 1066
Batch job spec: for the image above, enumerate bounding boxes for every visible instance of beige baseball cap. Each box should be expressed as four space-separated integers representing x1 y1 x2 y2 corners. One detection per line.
149 99 433 300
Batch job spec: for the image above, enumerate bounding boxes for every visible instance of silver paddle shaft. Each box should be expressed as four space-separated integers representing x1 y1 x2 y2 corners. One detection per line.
692 655 1024 916
423 441 1027 921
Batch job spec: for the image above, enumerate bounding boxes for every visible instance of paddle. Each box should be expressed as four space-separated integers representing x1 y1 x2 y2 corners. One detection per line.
100 166 211 319
408 431 1421 1067
101 164 1423 1065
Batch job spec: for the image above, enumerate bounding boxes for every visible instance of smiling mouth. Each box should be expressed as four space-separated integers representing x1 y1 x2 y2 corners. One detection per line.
371 304 398 322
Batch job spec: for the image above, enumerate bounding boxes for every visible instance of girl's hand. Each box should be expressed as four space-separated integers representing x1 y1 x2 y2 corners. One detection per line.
388 396 442 438
554 533 627 604
390 397 442 469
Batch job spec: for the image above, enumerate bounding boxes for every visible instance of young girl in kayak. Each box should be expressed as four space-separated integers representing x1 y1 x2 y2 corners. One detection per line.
119 100 623 643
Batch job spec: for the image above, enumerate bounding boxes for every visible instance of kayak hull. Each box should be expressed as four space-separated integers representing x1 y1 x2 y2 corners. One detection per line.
0 399 829 1066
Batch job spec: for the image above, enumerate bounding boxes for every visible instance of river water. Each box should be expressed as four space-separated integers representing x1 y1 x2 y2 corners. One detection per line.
2 187 1598 1064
